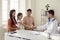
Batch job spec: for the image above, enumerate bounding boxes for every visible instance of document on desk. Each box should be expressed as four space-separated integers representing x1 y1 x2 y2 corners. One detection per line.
30 31 41 35
6 31 21 38
18 30 50 40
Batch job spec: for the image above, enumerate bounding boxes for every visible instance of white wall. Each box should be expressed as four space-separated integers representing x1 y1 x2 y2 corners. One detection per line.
0 0 2 27
26 0 31 9
31 0 60 26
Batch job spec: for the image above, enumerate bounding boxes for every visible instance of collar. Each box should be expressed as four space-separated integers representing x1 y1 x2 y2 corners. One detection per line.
48 18 55 22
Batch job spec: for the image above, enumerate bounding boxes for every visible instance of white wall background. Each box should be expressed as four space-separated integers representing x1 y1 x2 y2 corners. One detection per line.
0 0 2 27
31 0 60 26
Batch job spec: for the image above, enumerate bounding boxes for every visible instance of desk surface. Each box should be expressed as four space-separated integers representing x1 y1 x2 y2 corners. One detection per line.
18 30 48 40
5 30 60 40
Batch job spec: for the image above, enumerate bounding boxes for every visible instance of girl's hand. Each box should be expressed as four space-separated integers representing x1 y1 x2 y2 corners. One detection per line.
16 28 20 30
33 26 36 29
31 26 36 30
20 22 24 25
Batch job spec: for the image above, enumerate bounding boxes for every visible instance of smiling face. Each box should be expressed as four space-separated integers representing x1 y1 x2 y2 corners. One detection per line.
12 11 16 18
27 9 32 17
18 15 23 20
47 12 52 18
27 11 32 16
47 10 54 19
47 12 55 19
17 13 23 20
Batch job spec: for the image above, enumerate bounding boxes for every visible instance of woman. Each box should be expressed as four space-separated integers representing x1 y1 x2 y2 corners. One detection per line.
8 9 19 32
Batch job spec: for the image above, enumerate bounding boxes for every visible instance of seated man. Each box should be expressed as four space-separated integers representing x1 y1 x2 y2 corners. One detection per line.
37 10 58 34
23 9 36 30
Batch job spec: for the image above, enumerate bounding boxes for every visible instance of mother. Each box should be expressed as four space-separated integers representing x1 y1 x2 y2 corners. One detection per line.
8 9 19 32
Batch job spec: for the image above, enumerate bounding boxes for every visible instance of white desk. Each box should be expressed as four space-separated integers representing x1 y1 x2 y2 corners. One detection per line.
4 30 60 40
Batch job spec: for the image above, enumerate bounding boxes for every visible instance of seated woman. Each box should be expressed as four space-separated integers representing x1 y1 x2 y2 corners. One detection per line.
16 13 24 30
8 9 19 32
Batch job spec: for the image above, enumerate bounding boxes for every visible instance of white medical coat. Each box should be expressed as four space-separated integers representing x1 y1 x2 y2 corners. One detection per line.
37 18 58 34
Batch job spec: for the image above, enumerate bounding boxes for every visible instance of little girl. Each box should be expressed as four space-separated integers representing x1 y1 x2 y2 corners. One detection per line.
16 13 24 30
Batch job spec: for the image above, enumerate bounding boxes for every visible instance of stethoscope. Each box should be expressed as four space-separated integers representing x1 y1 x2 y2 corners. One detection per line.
48 18 56 24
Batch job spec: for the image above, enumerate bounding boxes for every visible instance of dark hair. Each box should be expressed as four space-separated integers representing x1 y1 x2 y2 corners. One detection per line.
27 9 32 12
10 9 17 25
48 10 54 16
17 12 22 19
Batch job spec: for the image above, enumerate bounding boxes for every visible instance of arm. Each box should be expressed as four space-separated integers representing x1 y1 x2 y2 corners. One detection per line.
31 17 36 29
32 17 35 26
18 21 29 28
44 21 58 33
8 19 19 32
23 17 31 29
36 22 48 32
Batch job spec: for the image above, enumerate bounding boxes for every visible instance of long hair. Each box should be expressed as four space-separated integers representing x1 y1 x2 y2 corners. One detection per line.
9 9 17 25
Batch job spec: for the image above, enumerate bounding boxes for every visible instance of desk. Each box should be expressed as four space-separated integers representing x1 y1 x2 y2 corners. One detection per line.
4 30 60 40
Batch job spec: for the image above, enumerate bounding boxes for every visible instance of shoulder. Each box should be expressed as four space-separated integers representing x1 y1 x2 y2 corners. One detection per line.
23 16 27 20
31 16 34 19
8 19 11 22
8 19 12 24
54 19 58 23
53 19 58 25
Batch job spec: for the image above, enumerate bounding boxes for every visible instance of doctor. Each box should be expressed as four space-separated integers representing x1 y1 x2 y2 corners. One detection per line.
38 10 58 34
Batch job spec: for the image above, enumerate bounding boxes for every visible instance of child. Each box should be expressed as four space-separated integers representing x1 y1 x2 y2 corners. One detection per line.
16 13 24 30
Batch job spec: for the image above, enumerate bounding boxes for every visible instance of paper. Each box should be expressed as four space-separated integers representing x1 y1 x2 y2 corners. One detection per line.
31 31 40 35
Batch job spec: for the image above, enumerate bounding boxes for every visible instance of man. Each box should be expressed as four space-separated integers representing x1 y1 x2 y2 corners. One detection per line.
23 9 36 30
37 10 58 34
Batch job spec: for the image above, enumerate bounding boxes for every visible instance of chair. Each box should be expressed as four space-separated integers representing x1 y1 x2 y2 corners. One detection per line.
57 27 60 33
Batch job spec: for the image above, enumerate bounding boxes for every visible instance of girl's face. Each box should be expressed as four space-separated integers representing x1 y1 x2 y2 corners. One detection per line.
18 15 23 20
12 12 16 17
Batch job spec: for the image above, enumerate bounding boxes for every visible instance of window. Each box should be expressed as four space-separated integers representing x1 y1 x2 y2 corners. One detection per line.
10 0 18 19
20 0 26 18
10 0 18 13
2 0 26 25
2 0 8 24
